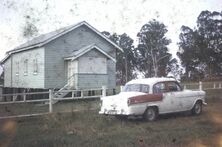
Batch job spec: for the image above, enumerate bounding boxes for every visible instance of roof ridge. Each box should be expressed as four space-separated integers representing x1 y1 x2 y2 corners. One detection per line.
7 21 85 54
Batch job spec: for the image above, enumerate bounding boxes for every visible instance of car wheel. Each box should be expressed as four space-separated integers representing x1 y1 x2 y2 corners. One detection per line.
192 101 202 115
143 107 158 121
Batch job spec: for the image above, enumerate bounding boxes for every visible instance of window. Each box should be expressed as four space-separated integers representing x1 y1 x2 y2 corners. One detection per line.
24 59 28 75
79 57 107 74
15 61 19 75
33 59 38 74
153 81 182 94
153 82 167 94
167 82 182 92
141 85 150 93
123 84 149 93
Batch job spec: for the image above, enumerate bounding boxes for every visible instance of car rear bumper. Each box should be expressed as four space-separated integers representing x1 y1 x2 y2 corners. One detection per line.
99 104 147 116
99 109 131 115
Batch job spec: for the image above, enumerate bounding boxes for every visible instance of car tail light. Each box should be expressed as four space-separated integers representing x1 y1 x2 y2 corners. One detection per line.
127 97 135 106
128 97 137 106
127 98 131 106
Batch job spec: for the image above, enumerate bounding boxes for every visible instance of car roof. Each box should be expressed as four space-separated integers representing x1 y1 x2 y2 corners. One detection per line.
126 77 177 86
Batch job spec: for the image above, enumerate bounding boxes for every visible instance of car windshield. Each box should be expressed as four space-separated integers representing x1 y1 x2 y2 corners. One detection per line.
123 84 149 93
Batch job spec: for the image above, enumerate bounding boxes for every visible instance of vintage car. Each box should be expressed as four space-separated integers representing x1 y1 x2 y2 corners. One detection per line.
99 78 207 121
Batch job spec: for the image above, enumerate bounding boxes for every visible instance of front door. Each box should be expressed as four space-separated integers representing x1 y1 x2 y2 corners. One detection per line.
67 61 75 88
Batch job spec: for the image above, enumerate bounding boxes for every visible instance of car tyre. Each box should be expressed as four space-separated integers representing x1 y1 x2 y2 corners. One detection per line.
143 107 158 121
192 101 202 115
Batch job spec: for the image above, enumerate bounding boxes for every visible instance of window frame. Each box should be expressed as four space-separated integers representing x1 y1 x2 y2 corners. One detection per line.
33 58 38 75
167 81 182 92
153 82 168 94
153 81 182 94
15 61 19 76
123 84 150 93
24 59 28 76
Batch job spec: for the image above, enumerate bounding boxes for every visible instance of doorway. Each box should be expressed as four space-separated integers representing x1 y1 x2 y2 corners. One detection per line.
67 61 75 88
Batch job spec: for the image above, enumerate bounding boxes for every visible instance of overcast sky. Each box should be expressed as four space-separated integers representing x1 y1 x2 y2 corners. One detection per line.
0 0 221 61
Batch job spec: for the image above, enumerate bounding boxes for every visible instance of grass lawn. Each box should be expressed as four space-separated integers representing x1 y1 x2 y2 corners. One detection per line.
0 90 222 147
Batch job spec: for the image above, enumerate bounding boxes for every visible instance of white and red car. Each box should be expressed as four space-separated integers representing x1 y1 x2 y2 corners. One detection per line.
99 78 207 121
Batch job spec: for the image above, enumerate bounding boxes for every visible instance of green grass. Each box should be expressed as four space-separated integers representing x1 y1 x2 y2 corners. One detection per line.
1 102 222 147
0 89 222 147
0 99 100 117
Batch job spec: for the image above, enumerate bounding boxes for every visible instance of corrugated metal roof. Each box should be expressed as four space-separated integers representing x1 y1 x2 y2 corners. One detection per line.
8 24 74 53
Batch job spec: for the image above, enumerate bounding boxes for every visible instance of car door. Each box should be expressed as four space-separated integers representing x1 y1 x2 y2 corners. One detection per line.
153 82 179 113
166 81 185 112
178 90 197 110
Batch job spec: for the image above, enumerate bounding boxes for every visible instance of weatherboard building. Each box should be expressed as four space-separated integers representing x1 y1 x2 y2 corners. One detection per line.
0 21 123 92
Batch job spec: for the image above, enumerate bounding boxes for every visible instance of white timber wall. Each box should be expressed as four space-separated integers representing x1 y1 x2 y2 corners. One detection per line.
4 47 45 88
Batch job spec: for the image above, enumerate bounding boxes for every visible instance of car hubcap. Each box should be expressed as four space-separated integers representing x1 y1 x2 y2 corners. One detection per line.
147 109 155 120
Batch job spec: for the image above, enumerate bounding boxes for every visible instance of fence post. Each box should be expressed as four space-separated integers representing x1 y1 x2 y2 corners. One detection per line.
49 89 53 113
213 83 216 89
199 81 202 91
120 86 124 92
102 86 106 97
184 85 186 90
81 90 84 98
71 91 74 98
13 95 16 102
219 83 222 89
23 94 26 102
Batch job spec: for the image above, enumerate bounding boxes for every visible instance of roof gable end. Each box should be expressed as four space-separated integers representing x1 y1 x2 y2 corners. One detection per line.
64 44 116 62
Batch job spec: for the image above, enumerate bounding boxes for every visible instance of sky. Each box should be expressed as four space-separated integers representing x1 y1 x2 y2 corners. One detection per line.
0 0 221 63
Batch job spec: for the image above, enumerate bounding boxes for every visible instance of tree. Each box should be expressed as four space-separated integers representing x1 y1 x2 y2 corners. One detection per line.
166 58 183 80
23 21 38 38
136 19 172 77
102 32 137 85
178 10 222 80
197 11 222 77
177 26 200 79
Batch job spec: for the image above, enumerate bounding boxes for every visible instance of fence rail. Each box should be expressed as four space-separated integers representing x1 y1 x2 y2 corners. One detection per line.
0 86 107 119
181 81 222 90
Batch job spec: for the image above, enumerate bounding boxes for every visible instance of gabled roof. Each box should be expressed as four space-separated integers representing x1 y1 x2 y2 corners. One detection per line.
1 21 123 63
64 44 116 62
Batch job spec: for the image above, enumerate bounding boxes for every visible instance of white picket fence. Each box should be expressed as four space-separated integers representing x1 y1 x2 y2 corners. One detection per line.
181 81 222 91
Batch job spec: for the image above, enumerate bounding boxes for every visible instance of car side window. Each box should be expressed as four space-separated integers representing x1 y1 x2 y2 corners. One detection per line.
153 82 167 94
141 84 149 93
167 82 182 92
